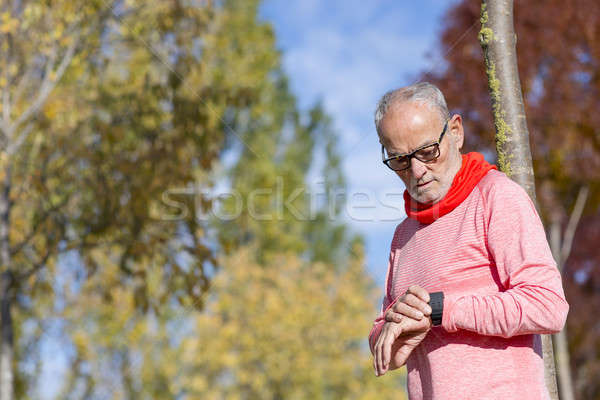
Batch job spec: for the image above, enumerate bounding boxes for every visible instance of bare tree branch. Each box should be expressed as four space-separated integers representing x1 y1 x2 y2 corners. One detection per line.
17 245 53 282
10 59 38 113
548 187 587 400
0 120 10 142
560 186 589 267
6 123 33 156
12 34 80 131
0 34 14 142
2 84 9 128
550 218 561 264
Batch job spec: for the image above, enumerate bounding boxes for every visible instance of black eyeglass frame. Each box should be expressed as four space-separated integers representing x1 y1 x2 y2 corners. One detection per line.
381 121 448 172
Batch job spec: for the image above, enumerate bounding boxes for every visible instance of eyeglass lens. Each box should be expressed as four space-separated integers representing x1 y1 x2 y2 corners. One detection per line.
386 144 440 170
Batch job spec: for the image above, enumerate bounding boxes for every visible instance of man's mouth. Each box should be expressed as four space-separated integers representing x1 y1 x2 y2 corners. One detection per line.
417 180 432 188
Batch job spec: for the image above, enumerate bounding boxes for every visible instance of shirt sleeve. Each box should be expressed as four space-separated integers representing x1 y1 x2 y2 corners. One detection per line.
368 227 401 355
442 177 569 338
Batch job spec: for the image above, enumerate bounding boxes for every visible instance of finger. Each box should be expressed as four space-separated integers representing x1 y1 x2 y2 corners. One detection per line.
377 342 386 376
383 323 400 371
373 350 378 376
377 346 383 376
377 342 383 376
407 285 430 303
388 302 424 320
375 336 383 376
384 311 403 323
375 342 382 376
393 292 430 315
404 293 432 316
382 335 394 372
376 328 393 375
377 342 385 376
373 339 379 375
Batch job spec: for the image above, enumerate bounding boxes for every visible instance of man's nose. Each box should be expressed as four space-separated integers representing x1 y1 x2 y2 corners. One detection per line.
410 157 428 180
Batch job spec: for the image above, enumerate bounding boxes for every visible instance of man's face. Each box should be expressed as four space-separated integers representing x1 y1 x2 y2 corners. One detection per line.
379 101 464 205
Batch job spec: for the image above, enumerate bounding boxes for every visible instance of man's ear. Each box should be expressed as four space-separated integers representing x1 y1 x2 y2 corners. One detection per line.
449 114 464 150
378 134 388 148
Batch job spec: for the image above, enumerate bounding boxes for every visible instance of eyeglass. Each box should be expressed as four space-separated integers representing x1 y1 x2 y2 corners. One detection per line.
381 121 448 171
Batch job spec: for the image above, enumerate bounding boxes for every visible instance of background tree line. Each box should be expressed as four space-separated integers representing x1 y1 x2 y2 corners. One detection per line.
0 0 403 398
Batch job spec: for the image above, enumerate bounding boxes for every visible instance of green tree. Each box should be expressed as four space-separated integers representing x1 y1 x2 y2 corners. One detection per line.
0 0 404 398
0 0 276 397
218 93 349 265
0 2 108 398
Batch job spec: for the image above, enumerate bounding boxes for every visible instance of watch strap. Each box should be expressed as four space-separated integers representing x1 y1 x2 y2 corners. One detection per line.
429 291 444 326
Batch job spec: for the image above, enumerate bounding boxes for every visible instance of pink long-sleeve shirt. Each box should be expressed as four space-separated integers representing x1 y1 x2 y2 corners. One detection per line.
369 169 569 400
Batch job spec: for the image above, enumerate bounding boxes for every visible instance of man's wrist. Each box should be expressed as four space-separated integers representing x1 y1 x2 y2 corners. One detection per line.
428 292 444 326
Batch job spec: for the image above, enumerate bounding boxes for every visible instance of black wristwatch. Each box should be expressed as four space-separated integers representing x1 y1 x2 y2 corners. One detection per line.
429 292 444 326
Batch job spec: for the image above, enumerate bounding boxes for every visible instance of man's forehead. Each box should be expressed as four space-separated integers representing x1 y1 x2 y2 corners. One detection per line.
387 100 437 123
380 102 443 150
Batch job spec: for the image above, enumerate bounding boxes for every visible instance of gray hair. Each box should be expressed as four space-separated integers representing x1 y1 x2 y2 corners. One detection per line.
374 82 450 137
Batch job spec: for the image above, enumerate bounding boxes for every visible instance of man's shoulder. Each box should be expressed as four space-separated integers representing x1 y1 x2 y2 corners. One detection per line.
392 216 419 243
476 169 535 211
477 169 528 198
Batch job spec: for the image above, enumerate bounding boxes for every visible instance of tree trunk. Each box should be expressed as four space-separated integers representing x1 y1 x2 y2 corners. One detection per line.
553 329 575 400
0 273 12 400
478 1 559 398
0 163 13 400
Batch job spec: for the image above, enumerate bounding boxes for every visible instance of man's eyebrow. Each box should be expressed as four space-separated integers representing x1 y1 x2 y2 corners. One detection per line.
388 139 437 157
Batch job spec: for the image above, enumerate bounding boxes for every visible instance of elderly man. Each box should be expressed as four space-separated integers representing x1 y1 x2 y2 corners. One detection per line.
369 82 568 399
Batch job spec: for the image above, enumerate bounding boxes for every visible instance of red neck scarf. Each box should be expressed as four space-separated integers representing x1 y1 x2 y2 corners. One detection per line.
403 152 497 224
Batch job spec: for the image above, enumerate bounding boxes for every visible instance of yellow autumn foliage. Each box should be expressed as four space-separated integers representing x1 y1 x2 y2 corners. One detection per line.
177 245 405 399
58 244 405 399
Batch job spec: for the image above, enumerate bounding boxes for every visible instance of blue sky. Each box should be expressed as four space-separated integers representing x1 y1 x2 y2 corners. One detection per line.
260 1 453 287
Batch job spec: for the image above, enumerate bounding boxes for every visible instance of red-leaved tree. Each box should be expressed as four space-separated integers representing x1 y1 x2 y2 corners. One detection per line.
422 1 600 398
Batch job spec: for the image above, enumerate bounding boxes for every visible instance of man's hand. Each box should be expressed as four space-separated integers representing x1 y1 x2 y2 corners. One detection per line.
374 285 433 376
374 316 431 376
385 285 432 323
388 328 429 370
